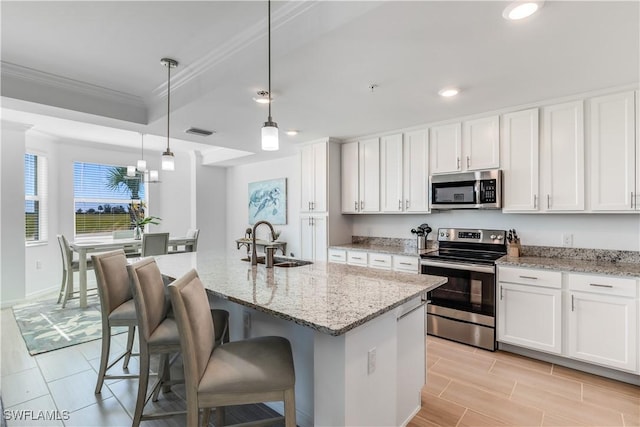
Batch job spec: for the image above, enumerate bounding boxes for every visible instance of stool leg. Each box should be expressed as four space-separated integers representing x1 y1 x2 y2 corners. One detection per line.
62 270 74 308
94 324 111 394
215 406 225 427
201 408 211 427
132 348 150 427
284 387 296 427
123 326 135 369
56 268 67 304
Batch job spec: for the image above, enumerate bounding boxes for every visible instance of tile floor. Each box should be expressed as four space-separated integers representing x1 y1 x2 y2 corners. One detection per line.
2 301 639 427
408 336 640 427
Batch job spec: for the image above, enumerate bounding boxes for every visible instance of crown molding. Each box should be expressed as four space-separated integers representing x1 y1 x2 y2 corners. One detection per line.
152 0 318 99
1 61 146 108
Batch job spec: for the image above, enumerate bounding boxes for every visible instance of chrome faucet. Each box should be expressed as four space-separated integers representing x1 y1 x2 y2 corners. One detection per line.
251 220 277 266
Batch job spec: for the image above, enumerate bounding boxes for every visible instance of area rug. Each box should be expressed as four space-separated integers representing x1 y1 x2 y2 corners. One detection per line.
12 295 126 356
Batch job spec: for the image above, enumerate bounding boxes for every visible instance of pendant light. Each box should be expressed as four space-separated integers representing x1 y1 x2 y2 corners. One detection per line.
136 133 147 172
161 57 178 170
261 0 278 151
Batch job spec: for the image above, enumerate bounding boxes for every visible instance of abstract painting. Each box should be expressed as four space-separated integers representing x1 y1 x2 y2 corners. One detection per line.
248 178 287 225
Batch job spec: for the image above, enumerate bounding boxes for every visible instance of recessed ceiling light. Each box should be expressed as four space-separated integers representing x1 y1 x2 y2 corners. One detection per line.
253 90 271 104
438 87 459 98
503 1 544 20
286 130 299 136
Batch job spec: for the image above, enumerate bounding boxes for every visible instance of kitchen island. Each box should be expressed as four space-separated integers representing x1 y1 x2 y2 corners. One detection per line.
155 251 446 427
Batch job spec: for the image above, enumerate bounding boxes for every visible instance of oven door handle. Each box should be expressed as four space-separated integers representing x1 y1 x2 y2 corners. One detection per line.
421 259 495 274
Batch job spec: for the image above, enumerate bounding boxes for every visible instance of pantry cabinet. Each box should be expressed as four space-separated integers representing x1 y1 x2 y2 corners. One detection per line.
430 116 499 174
300 141 327 212
341 138 380 213
589 91 638 211
540 101 585 211
498 267 562 354
380 130 429 213
300 215 327 262
567 273 638 372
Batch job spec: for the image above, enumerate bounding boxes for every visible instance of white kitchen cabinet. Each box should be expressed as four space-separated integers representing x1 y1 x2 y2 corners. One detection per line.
462 115 500 171
347 250 368 266
392 255 419 274
429 123 462 174
300 215 327 262
300 141 327 212
368 252 392 270
380 134 404 213
430 117 499 175
497 267 562 354
501 108 540 212
327 248 346 264
567 273 638 372
341 138 380 213
380 131 430 213
589 91 638 211
541 101 585 211
403 130 430 213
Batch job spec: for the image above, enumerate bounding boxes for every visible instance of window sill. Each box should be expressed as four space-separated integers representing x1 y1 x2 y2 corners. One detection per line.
26 241 48 248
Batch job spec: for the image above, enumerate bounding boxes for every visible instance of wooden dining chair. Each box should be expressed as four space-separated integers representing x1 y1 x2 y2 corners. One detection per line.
56 234 97 307
169 269 296 427
112 229 140 257
141 232 169 257
92 250 138 394
169 228 200 254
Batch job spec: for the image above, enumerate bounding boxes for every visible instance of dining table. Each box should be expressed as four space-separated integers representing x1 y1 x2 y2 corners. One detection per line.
69 235 196 308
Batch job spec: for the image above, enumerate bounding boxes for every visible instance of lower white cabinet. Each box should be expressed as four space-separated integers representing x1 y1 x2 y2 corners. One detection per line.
368 252 392 270
567 273 638 372
347 250 368 266
498 267 562 354
393 255 419 274
300 215 327 262
498 266 639 373
327 248 346 264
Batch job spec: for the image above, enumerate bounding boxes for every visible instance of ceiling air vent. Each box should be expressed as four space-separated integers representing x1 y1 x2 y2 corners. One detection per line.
185 127 215 137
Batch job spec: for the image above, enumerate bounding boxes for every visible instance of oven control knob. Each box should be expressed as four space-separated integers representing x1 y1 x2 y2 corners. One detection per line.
490 234 497 240
497 235 504 240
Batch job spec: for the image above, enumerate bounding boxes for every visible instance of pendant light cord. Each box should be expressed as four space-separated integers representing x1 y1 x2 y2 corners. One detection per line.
166 64 171 151
267 0 272 122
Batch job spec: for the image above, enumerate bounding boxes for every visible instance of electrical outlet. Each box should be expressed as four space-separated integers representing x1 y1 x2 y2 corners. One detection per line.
367 347 376 375
562 233 573 247
35 260 42 269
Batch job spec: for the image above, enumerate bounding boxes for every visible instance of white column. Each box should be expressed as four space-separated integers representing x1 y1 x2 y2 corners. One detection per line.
1 121 32 307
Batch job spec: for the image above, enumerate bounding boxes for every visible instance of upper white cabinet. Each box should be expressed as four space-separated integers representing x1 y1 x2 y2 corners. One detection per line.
541 101 585 211
463 116 500 171
380 131 430 213
341 138 380 213
430 116 499 174
589 91 638 211
429 123 462 174
300 141 327 212
501 108 540 212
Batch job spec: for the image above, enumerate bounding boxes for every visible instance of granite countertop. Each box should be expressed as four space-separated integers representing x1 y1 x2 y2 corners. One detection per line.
155 251 446 336
497 256 640 278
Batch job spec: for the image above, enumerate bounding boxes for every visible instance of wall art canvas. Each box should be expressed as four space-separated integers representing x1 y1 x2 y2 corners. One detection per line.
248 178 287 225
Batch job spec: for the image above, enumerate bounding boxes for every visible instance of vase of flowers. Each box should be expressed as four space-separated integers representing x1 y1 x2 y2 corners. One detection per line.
129 201 161 239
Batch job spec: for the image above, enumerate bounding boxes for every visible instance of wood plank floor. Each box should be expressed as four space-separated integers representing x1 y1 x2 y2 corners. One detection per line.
2 301 638 427
409 336 640 427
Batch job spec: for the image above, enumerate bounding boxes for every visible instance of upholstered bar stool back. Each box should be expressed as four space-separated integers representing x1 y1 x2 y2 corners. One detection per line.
92 249 138 394
169 269 296 427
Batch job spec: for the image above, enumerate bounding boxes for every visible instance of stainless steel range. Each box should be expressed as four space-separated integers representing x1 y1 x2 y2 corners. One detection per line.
420 228 507 351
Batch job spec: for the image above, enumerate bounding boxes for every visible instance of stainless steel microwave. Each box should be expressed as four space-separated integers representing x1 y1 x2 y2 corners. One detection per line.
429 170 502 209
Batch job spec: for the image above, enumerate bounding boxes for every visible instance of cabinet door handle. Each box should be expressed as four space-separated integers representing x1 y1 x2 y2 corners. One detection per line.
360 200 364 210
312 201 316 210
398 200 402 210
547 194 551 209
571 294 575 311
589 283 613 288
466 156 470 168
519 275 538 280
632 192 635 209
533 194 537 209
405 199 409 209
354 201 358 211
500 285 504 300
457 157 461 169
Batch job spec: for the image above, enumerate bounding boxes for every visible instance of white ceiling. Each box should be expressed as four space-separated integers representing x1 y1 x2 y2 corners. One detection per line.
2 1 638 166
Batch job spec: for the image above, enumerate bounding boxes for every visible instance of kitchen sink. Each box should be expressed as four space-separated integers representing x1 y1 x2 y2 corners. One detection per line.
240 256 312 268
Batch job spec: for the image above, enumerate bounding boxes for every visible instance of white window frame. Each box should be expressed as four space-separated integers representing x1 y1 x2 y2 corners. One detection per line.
25 152 48 245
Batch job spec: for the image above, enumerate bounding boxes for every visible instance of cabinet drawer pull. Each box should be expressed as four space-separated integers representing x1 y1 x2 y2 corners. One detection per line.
352 256 362 260
331 254 341 258
373 259 386 262
519 275 538 280
399 262 413 266
589 283 613 288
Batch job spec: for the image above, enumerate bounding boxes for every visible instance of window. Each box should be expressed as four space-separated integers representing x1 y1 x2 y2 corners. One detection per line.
74 162 146 237
25 153 48 243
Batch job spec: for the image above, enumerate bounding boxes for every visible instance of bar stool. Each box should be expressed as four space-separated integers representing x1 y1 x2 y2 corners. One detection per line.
169 269 296 427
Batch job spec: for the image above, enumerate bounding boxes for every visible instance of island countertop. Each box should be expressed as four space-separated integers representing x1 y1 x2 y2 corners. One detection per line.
155 251 446 336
